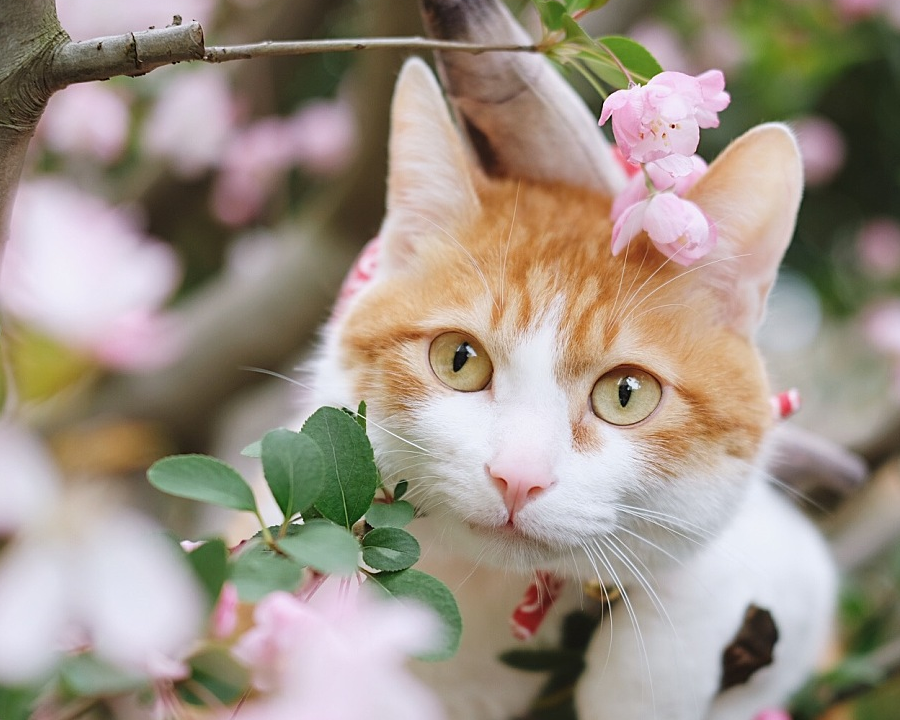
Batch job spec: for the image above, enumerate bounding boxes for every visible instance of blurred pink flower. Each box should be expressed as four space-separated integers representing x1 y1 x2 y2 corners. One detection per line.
211 99 357 226
0 432 205 684
612 192 717 266
628 21 692 73
754 711 792 720
600 70 730 177
0 180 182 371
864 300 900 397
0 424 61 537
56 0 214 40
37 83 131 163
142 68 239 178
835 0 883 19
793 116 846 186
230 583 444 720
283 99 357 176
856 217 900 278
212 582 239 639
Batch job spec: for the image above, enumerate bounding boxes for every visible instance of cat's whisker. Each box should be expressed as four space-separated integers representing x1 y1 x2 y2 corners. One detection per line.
609 221 636 320
238 365 314 392
613 524 689 570
591 540 657 714
629 302 693 322
406 209 500 312
577 540 617 675
615 247 681 325
499 181 521 312
623 253 750 323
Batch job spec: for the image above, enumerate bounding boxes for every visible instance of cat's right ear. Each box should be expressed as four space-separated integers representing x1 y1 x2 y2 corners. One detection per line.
377 58 480 276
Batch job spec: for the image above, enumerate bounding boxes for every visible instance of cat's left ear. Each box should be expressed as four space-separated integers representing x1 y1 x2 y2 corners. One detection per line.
685 123 803 337
377 58 480 276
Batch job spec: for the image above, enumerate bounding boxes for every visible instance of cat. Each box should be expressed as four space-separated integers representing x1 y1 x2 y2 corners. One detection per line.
300 56 836 720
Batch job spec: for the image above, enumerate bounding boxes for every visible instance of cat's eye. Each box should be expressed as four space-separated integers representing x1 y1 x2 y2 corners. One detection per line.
429 332 493 392
591 367 662 426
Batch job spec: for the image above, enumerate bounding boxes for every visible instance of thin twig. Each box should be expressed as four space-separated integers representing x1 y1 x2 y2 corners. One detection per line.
204 36 539 62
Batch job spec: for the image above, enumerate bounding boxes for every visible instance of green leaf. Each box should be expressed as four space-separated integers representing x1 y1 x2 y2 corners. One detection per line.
535 0 568 31
0 686 38 720
365 500 415 528
499 648 585 673
240 439 261 458
302 407 378 529
184 539 228 608
362 527 420 571
59 654 147 696
355 400 367 432
561 14 592 44
368 569 462 660
148 455 257 513
597 35 663 86
279 520 360 576
261 428 325 520
179 648 249 707
568 0 611 12
393 479 409 501
229 541 304 602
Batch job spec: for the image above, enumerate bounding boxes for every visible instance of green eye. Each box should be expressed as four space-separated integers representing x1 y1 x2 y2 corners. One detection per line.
429 332 493 392
591 367 662 426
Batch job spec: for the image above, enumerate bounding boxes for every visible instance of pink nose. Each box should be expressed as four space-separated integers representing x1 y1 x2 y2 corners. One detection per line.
488 461 554 521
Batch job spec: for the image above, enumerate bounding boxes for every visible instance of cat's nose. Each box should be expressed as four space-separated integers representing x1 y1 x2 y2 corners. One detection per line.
488 460 554 522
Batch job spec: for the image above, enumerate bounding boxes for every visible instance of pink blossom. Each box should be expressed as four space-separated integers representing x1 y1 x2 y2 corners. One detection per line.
230 584 444 720
211 582 239 639
754 711 792 720
599 70 730 174
0 180 182 371
0 436 205 684
611 154 708 221
612 192 717 266
793 116 846 186
283 99 357 176
142 67 239 178
211 99 357 226
0 424 61 537
864 300 900 355
37 83 131 163
856 217 900 278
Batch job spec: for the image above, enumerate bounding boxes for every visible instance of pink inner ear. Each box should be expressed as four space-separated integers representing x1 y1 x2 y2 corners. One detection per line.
331 236 382 320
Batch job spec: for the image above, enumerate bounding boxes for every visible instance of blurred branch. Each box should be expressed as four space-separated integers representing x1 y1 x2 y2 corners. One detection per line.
202 36 537 61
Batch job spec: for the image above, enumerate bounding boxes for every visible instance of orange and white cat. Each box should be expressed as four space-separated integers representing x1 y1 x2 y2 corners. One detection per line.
302 57 836 720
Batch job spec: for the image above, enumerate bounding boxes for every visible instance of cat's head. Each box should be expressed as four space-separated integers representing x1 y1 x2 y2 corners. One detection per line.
312 59 803 575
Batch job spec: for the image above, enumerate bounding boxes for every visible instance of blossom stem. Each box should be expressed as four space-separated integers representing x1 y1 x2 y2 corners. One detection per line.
595 39 636 86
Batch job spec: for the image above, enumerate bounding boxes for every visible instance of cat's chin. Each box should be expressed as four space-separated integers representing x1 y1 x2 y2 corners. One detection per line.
457 519 572 570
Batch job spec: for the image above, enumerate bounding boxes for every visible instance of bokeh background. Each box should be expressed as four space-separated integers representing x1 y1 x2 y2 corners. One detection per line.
4 0 900 716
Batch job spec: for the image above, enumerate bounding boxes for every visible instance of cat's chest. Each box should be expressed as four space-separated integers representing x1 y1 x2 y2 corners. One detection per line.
409 517 590 720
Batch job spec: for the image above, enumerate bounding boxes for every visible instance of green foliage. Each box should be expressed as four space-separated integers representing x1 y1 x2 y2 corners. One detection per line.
0 686 38 720
365 500 415 528
362 527 420 571
58 655 146 697
179 649 249 707
279 519 360 576
261 428 325 520
229 541 304 602
148 455 258 513
184 538 229 608
368 569 462 661
302 406 378 528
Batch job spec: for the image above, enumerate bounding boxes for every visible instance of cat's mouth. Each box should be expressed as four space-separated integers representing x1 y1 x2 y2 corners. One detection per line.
464 518 559 555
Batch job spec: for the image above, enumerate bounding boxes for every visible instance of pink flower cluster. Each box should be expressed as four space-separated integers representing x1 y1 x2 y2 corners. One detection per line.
228 583 444 720
600 70 730 265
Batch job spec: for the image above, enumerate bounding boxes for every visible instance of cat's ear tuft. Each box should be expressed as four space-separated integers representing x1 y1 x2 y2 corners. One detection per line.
685 123 803 337
377 58 480 276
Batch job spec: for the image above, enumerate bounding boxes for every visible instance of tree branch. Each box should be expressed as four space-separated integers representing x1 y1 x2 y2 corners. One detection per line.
202 36 538 62
48 22 205 86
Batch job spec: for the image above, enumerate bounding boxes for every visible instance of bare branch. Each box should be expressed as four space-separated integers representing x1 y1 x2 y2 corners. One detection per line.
203 36 538 62
48 22 205 87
